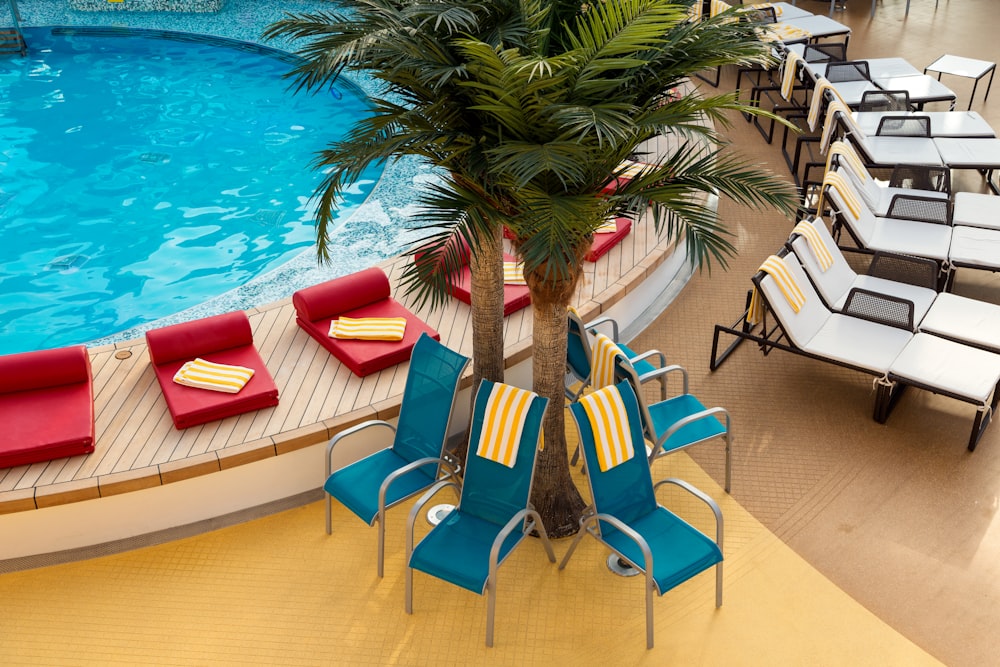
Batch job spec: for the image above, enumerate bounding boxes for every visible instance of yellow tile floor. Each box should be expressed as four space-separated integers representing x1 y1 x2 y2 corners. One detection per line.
0 450 939 665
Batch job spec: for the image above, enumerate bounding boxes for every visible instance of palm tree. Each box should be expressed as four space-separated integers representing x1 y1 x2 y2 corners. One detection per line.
268 0 799 536
265 0 538 432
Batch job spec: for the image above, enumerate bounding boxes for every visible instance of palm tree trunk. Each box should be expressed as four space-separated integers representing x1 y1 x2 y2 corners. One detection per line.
526 265 586 538
456 224 506 465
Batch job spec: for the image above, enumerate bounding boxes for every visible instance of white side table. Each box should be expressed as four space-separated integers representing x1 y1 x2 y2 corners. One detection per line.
924 54 996 110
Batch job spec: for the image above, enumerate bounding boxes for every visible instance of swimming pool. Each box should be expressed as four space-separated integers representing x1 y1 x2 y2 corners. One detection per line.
0 26 390 356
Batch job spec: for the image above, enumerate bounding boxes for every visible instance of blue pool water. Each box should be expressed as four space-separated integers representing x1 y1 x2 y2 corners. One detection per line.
0 27 384 355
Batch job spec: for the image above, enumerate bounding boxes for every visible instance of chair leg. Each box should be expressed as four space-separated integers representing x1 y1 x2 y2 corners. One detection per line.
724 432 732 494
325 494 332 535
377 514 386 578
405 566 414 614
645 578 655 649
716 561 724 608
485 583 496 647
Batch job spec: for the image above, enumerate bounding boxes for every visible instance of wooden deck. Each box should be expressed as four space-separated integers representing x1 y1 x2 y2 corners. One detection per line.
0 205 683 515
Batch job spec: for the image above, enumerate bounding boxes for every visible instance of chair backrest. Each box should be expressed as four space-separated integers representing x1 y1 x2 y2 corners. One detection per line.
859 90 910 112
460 380 548 527
828 141 880 210
788 217 858 309
566 308 592 386
825 60 871 83
752 251 832 349
803 42 847 64
568 380 658 526
876 115 931 138
889 164 951 193
825 167 877 245
392 333 471 464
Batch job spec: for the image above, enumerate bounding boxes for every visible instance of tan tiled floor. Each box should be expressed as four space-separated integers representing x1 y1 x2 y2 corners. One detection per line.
2 1 1000 665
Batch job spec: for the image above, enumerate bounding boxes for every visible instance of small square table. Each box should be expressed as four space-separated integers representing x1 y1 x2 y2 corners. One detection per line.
924 55 996 111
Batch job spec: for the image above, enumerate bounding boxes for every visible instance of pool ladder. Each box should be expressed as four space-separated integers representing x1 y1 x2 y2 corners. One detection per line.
1 0 26 57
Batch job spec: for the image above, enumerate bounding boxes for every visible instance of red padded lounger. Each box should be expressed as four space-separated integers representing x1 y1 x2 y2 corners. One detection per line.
0 345 95 468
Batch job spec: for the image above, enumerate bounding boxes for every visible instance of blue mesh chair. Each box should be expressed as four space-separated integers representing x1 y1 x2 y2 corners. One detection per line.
560 380 724 649
615 352 732 493
323 333 470 577
566 308 668 402
405 380 555 647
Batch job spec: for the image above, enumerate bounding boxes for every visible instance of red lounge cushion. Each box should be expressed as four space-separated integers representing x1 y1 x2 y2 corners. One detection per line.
146 311 279 429
584 217 632 262
0 345 95 469
293 268 439 377
448 253 532 316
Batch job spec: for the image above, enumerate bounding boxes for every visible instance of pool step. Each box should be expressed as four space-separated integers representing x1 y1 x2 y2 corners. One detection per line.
0 28 25 56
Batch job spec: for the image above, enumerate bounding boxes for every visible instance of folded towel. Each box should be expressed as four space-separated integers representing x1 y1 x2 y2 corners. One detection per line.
807 79 847 132
793 220 834 271
687 0 703 20
819 99 853 154
821 170 862 221
595 218 619 234
750 2 782 15
761 22 811 43
749 254 806 325
579 385 635 472
710 0 731 17
503 261 527 285
591 332 626 390
780 50 802 101
825 140 868 183
173 358 255 394
475 383 538 468
329 316 407 341
616 160 649 181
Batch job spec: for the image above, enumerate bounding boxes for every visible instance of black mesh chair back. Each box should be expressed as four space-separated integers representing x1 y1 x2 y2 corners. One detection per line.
886 194 952 225
803 42 848 64
742 6 777 23
889 165 951 193
859 90 911 112
875 115 932 137
825 60 871 83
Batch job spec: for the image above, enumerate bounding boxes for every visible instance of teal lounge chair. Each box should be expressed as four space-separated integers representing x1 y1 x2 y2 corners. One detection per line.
561 380 724 649
323 333 470 577
405 380 555 647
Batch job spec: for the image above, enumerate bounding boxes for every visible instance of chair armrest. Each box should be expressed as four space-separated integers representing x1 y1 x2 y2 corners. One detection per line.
654 406 731 451
631 349 668 369
886 194 952 225
867 252 939 290
630 364 690 395
585 316 620 341
405 478 462 556
654 478 724 548
490 508 556 570
326 420 396 478
591 512 655 576
379 455 453 524
843 287 916 331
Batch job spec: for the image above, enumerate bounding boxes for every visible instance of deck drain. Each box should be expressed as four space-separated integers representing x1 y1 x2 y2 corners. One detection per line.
139 152 170 163
607 555 640 577
114 350 132 360
47 254 90 272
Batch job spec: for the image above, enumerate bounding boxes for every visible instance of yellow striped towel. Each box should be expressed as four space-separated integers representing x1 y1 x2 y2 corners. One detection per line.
792 220 834 271
822 170 862 221
819 99 853 154
825 140 867 182
687 0 703 20
710 0 731 17
617 160 649 181
591 332 626 390
761 22 811 43
503 261 527 285
780 50 802 101
329 316 407 341
750 2 782 16
173 358 255 394
579 385 635 472
475 383 538 468
595 217 619 234
749 254 807 326
807 78 846 132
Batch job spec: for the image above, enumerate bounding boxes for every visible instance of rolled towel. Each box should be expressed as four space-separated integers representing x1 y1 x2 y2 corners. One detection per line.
792 219 834 271
808 78 846 132
475 382 538 468
329 316 407 341
579 385 635 472
819 99 853 154
762 22 811 43
173 358 255 394
825 140 868 183
595 218 619 234
821 170 862 221
503 261 527 285
710 0 731 17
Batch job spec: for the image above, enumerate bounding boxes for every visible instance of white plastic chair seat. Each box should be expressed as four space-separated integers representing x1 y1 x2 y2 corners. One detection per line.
949 226 1000 270
920 293 1000 352
954 192 1000 230
801 313 912 373
865 216 953 261
889 333 1000 404
853 111 995 139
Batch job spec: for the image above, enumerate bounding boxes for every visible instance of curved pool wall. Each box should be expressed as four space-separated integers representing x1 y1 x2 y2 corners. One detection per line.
9 0 434 350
